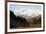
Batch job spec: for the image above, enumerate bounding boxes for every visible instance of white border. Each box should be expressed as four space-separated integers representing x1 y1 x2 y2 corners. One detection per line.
7 2 43 32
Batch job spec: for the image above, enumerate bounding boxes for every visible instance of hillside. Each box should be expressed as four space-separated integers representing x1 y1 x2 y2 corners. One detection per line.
10 10 41 29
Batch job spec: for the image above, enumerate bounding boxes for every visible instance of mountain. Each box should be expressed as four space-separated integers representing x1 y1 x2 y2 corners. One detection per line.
10 10 41 28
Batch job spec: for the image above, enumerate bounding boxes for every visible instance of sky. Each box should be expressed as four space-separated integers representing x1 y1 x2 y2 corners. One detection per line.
9 3 42 18
9 4 41 11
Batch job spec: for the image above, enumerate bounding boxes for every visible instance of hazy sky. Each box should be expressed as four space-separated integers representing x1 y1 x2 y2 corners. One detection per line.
9 4 41 11
9 4 42 17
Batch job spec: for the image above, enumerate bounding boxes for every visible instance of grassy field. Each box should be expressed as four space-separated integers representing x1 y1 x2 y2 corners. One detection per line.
11 22 41 29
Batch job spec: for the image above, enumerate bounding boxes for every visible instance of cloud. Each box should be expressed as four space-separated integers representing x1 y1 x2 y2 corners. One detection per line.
14 8 41 18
